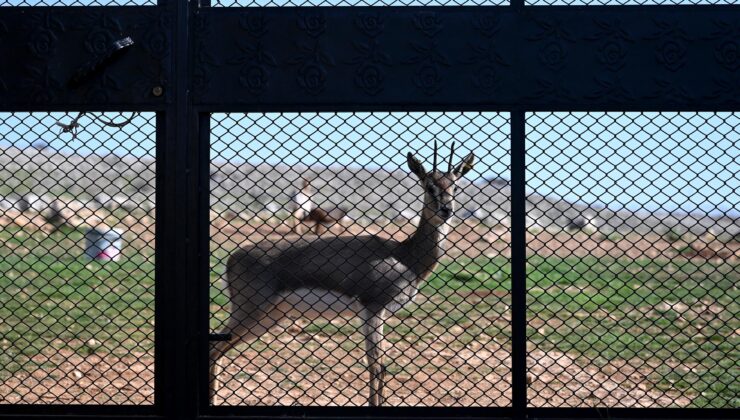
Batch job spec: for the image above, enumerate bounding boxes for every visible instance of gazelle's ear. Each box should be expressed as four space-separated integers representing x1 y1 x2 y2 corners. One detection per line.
407 152 427 180
453 152 475 177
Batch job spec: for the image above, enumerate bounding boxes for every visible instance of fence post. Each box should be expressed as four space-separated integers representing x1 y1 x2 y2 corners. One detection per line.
510 110 527 419
158 0 197 418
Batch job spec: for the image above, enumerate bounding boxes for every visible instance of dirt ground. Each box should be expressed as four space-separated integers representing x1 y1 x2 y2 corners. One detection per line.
1 214 731 406
212 318 690 407
0 330 688 407
2 207 735 264
210 214 740 263
0 347 153 405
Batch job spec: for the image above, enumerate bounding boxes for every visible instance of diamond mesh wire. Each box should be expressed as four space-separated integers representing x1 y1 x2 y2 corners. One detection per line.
208 111 511 406
526 0 736 5
0 112 155 404
525 112 739 408
0 0 154 6
211 0 507 7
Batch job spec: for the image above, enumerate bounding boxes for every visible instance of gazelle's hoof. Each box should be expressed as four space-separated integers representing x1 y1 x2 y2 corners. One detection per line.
368 392 386 407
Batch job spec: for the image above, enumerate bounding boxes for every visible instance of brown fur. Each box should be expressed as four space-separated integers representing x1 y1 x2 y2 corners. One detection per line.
302 207 347 235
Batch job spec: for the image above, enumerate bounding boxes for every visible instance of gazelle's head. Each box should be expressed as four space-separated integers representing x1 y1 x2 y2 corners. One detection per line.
407 141 475 225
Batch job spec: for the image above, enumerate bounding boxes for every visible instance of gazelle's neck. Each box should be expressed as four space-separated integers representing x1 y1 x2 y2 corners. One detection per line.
398 213 448 279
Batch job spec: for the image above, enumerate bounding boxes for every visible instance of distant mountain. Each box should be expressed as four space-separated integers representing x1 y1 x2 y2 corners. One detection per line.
2 147 737 239
210 162 739 239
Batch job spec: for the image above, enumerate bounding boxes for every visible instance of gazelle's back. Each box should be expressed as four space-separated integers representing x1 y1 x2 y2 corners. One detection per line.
226 235 416 311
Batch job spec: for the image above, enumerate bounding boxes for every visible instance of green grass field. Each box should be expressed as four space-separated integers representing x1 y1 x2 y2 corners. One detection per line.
1 225 737 407
0 225 154 380
526 255 738 408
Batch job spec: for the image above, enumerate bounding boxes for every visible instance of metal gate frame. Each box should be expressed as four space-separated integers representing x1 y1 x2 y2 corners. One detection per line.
0 0 738 418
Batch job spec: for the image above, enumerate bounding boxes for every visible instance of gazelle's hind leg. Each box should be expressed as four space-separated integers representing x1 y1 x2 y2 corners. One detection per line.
363 309 387 407
209 300 278 404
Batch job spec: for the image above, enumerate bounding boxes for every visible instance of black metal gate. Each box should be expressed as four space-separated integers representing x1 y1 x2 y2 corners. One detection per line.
0 0 738 419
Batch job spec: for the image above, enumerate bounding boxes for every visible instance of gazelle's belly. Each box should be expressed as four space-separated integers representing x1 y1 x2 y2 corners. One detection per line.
273 288 362 320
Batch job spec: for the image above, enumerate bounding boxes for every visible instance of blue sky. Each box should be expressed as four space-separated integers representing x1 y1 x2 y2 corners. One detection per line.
0 112 156 157
0 111 737 215
211 111 739 215
527 112 739 215
210 112 509 174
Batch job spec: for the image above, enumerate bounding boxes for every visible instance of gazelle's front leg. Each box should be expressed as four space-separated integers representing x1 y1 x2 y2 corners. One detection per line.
363 309 387 406
209 337 233 405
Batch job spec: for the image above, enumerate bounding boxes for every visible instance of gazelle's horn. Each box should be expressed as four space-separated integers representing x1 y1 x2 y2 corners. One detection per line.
448 141 456 173
433 140 438 173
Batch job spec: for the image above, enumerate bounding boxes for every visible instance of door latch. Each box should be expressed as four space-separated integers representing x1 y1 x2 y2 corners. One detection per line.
68 37 134 87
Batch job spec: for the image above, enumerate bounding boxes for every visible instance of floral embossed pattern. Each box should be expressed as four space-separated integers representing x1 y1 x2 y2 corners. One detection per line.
350 13 391 96
465 15 508 95
229 12 277 96
586 19 633 72
288 12 334 96
406 12 449 96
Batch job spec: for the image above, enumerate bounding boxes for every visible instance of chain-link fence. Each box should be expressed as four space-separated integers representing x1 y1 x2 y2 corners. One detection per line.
0 112 155 404
526 112 739 409
207 111 738 409
210 0 736 6
525 0 734 5
211 0 507 6
0 1 154 6
208 112 512 406
0 111 736 409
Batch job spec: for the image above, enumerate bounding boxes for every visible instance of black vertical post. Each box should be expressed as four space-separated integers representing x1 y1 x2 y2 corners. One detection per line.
197 112 212 410
510 110 527 419
155 0 182 418
196 0 212 413
158 0 196 419
154 111 172 416
184 0 201 418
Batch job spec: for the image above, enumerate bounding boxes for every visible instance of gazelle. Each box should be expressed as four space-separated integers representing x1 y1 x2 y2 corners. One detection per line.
210 142 475 406
290 178 314 234
302 206 348 235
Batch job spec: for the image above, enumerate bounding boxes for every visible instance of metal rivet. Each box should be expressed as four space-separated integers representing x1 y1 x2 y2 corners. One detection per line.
152 86 163 97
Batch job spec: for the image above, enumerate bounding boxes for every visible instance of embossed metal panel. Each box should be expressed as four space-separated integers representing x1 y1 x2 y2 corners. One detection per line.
0 7 169 109
192 6 740 110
